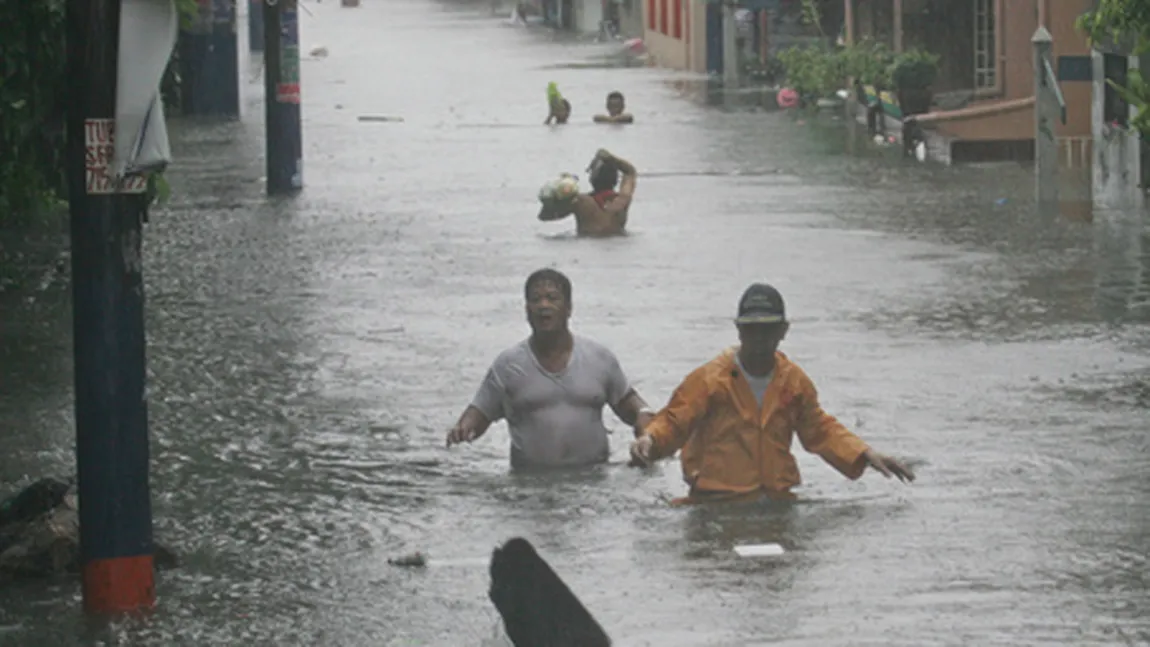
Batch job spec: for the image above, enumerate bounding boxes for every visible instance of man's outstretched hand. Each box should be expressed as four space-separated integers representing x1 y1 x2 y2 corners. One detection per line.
628 434 654 467
446 423 479 447
863 449 916 483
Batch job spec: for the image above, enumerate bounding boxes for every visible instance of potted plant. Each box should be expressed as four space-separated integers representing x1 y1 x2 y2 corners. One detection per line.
888 49 940 117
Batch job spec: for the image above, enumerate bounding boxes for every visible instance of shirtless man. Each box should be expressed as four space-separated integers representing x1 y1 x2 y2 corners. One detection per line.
593 91 633 124
447 268 654 469
537 149 637 237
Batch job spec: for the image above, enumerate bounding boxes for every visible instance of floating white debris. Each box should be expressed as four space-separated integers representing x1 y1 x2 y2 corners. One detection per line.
733 543 785 558
914 140 928 162
427 556 490 568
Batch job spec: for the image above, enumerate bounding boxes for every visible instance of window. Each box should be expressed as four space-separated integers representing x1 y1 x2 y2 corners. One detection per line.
974 0 997 91
648 0 655 30
659 0 668 35
672 0 682 39
1103 53 1129 127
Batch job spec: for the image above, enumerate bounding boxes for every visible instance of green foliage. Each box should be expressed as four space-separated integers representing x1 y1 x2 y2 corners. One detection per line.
776 45 847 101
1078 0 1150 138
147 171 173 207
888 49 940 91
175 0 201 30
777 38 907 102
1107 71 1150 137
799 0 826 38
841 39 895 89
1076 0 1150 54
0 0 194 225
0 0 69 225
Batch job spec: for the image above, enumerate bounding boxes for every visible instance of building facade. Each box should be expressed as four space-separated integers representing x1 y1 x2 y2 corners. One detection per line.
848 0 1095 164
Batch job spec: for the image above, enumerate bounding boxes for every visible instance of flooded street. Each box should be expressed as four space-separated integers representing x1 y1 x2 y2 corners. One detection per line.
3 0 1150 644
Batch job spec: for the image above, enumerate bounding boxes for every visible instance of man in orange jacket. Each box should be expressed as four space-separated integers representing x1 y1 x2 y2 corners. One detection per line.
629 283 915 504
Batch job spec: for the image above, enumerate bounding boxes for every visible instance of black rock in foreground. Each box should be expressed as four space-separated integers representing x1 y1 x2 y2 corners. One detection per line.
489 537 612 647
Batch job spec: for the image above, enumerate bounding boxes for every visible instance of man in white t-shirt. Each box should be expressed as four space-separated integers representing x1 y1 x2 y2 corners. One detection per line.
447 268 655 469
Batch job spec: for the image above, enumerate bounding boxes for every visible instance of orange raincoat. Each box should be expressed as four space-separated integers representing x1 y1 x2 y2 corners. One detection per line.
645 348 870 505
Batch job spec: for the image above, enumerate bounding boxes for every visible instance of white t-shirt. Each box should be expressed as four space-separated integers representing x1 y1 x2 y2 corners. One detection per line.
470 336 633 468
734 353 774 407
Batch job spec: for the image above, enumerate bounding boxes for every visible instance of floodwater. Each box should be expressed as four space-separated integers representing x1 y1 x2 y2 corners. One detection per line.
2 0 1150 645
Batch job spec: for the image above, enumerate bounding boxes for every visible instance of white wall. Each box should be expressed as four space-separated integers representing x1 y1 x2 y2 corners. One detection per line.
643 0 691 70
574 0 604 34
1091 50 1145 209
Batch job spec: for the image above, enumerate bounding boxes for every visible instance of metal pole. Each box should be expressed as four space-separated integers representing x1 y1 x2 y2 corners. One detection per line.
722 2 739 89
250 0 265 52
65 0 155 615
1032 26 1058 207
264 0 304 195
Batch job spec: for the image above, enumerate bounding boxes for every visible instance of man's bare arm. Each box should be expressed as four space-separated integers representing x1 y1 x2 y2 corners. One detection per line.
599 152 637 220
610 389 646 423
608 152 637 199
611 390 656 439
446 405 493 446
593 114 634 124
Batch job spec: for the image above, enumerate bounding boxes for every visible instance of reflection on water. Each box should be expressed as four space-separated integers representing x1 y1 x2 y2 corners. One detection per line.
2 0 1150 644
1094 206 1150 324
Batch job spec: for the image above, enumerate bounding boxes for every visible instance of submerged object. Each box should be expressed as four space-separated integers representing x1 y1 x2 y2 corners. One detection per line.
733 543 785 558
489 537 611 647
357 115 405 123
388 551 428 568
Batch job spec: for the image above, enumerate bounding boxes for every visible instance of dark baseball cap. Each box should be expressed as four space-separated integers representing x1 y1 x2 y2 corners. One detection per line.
734 283 786 325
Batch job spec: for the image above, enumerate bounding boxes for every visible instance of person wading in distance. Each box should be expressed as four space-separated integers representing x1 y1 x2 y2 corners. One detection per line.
537 149 638 237
593 91 633 124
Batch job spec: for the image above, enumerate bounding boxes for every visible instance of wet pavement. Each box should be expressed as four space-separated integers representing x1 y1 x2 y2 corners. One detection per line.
2 0 1150 645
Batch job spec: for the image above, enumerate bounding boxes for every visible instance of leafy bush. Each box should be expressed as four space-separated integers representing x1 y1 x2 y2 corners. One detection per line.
841 39 895 89
0 0 69 224
776 45 847 101
0 0 197 225
888 49 940 91
1107 69 1150 138
1077 0 1150 139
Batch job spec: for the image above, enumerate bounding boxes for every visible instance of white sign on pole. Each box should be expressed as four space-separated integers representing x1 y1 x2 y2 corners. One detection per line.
85 118 148 195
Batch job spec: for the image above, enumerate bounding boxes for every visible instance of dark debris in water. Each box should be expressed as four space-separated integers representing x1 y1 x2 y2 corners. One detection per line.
387 551 428 568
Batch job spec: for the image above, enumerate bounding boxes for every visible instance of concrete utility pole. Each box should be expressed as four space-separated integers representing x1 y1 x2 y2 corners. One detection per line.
65 0 156 615
1032 26 1060 208
722 1 740 89
264 0 304 195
